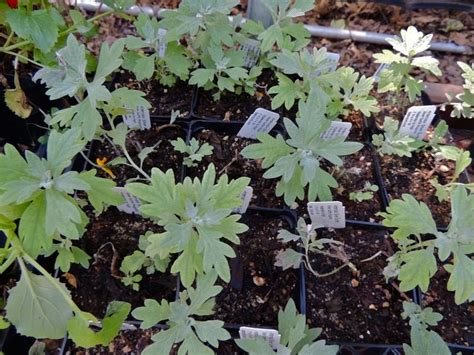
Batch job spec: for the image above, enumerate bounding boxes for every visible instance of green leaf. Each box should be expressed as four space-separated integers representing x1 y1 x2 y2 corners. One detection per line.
132 299 171 329
78 170 123 212
67 301 131 348
18 191 48 257
399 248 437 292
445 254 474 304
6 9 60 52
268 73 305 110
6 268 73 339
235 338 275 355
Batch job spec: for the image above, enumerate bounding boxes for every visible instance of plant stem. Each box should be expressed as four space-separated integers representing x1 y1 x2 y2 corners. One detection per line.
0 50 44 68
121 144 151 181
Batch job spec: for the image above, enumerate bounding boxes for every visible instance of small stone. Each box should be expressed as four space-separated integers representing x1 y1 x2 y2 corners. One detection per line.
439 165 450 172
359 335 364 339
351 279 359 288
369 304 377 310
253 276 266 286
382 302 390 308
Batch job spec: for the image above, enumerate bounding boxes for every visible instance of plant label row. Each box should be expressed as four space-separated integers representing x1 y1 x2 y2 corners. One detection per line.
239 326 281 350
320 121 352 140
114 187 141 214
157 28 168 58
237 108 280 139
399 105 437 140
313 52 340 77
123 106 151 130
233 186 253 214
307 201 346 228
240 38 261 68
373 63 390 83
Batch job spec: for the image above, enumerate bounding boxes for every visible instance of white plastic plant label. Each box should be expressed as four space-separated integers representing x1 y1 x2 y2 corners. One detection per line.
233 186 253 214
240 38 261 68
115 187 141 214
320 121 352 140
399 105 437 140
307 201 346 228
123 106 151 131
157 28 167 58
373 63 389 83
237 108 280 139
239 327 281 350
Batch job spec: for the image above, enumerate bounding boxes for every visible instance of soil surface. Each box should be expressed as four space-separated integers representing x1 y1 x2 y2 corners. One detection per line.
306 226 412 344
67 328 155 354
214 212 299 326
379 151 454 227
422 267 474 346
114 72 194 118
194 70 295 121
68 208 177 318
295 146 383 222
187 128 285 208
88 121 185 185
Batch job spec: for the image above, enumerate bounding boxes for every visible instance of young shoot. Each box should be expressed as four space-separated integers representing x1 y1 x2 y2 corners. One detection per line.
374 26 441 102
275 218 357 278
445 61 474 119
171 137 214 167
349 182 379 202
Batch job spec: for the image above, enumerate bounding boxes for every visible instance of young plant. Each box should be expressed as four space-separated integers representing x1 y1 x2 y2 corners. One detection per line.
380 186 474 304
402 302 450 355
120 232 170 291
275 218 357 277
34 34 150 141
125 164 249 287
445 61 474 119
122 13 193 86
242 0 314 53
235 298 339 354
241 95 363 205
132 270 230 355
374 26 441 102
269 48 378 116
171 137 214 167
0 128 123 271
372 116 448 157
430 145 474 201
349 182 379 202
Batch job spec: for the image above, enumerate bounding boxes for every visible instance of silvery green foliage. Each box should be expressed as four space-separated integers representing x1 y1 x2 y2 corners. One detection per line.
374 26 441 102
171 137 214 167
380 186 474 304
349 182 379 202
33 34 150 141
235 298 339 355
446 62 474 119
401 302 450 355
132 270 230 355
268 48 378 116
241 93 363 205
125 164 249 287
122 13 193 86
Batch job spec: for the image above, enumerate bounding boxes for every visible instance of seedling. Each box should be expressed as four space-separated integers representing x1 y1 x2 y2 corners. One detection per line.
349 182 379 202
235 298 339 354
380 186 474 304
402 302 450 355
275 218 357 277
171 137 214 167
132 270 230 355
445 61 474 119
241 93 363 205
374 26 441 102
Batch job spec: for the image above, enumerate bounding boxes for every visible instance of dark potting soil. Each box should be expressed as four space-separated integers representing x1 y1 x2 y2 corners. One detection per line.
306 227 412 344
187 129 286 209
380 151 454 227
68 208 177 318
345 110 368 142
422 267 474 346
214 213 298 326
295 147 383 222
194 70 295 121
67 328 155 355
89 122 185 185
113 72 193 118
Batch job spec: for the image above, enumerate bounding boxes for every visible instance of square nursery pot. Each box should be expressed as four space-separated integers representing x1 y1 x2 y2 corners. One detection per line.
299 220 474 355
186 119 287 209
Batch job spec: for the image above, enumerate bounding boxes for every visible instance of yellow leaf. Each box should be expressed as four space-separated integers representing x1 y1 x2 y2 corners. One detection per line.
4 72 32 119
